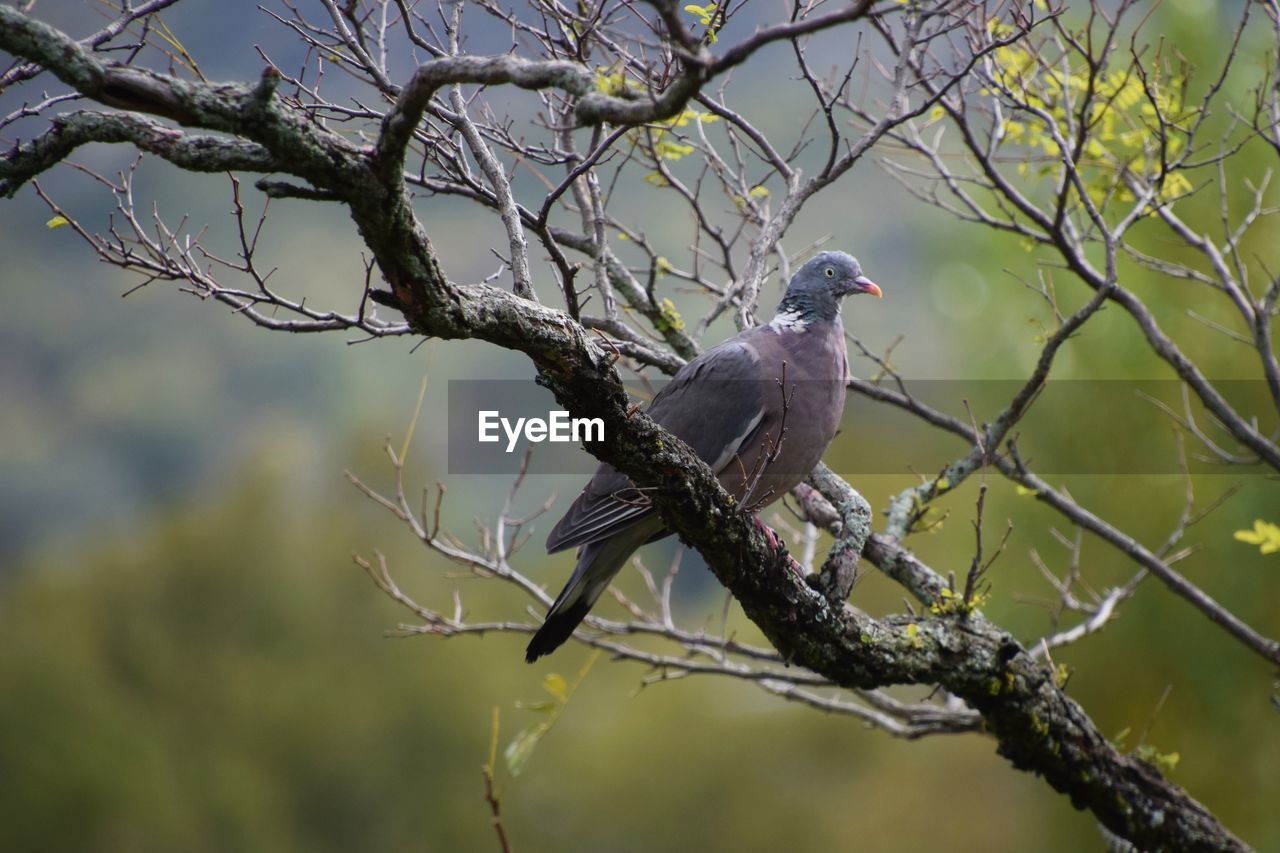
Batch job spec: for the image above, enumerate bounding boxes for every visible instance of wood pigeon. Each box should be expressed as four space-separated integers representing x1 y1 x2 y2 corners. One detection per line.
527 251 881 662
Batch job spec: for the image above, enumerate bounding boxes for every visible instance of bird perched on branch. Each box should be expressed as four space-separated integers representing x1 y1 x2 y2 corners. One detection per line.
527 251 881 662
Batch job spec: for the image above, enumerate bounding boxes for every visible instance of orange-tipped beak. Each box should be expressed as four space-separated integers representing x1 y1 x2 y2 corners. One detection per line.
855 276 882 298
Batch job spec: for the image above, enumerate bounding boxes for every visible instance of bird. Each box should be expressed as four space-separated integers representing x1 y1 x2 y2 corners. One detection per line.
526 251 882 662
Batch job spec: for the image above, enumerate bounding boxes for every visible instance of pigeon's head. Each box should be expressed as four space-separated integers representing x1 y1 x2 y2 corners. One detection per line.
773 251 881 327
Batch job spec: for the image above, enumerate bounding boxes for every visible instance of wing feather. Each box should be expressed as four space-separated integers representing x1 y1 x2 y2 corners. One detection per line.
546 339 767 553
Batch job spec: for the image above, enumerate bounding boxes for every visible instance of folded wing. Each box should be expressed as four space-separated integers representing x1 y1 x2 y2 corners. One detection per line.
546 339 768 554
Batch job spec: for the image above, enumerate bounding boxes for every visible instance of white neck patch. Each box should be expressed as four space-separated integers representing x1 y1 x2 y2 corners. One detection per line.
768 308 808 331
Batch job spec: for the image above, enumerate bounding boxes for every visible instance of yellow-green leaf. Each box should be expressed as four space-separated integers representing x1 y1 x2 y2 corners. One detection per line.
657 297 685 332
1233 520 1280 555
594 68 628 96
683 3 716 25
654 139 695 161
542 673 569 703
905 622 921 648
46 215 70 229
1135 744 1181 774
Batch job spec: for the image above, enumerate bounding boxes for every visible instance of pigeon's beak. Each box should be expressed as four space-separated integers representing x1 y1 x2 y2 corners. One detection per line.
854 275 882 298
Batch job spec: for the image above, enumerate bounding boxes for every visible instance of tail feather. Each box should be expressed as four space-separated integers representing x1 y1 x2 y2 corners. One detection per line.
525 597 594 663
527 523 656 663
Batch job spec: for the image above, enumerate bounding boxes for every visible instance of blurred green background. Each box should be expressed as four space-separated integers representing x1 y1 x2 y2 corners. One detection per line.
1 1 1277 850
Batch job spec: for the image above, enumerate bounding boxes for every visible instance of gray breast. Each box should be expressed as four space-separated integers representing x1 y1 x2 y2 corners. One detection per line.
723 319 848 508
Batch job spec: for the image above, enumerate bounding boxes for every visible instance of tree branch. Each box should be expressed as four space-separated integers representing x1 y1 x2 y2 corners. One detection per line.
1 110 277 197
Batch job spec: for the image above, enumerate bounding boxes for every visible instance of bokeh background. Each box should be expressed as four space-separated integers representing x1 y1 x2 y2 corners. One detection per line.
1 1 1277 850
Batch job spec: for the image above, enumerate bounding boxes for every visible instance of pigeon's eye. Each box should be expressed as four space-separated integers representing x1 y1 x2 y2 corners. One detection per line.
824 267 835 278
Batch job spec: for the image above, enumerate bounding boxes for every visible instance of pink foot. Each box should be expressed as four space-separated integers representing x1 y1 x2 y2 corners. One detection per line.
752 516 781 550
752 517 804 574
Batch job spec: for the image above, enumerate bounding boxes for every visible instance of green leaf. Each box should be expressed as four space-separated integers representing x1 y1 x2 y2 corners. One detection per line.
905 622 921 648
542 673 569 703
46 215 70 229
657 297 685 332
1135 744 1181 774
501 651 600 779
513 699 556 713
503 723 549 778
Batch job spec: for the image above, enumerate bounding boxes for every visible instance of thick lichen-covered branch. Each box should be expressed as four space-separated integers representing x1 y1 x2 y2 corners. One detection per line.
801 463 872 603
0 7 363 192
0 111 277 197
